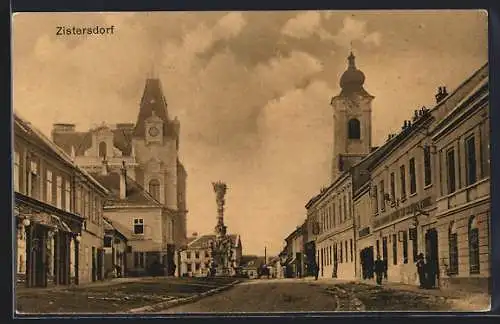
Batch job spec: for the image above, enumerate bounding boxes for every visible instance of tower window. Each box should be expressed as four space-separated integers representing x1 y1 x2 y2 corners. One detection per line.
148 179 161 201
347 118 361 139
98 141 107 159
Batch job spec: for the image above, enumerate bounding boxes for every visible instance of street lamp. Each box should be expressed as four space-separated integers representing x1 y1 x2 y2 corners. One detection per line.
22 218 30 227
75 234 82 243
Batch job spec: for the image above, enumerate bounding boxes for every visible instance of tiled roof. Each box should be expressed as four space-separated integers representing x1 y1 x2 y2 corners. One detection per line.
133 78 180 139
241 256 266 269
103 217 132 239
52 127 134 157
91 171 162 207
186 234 240 250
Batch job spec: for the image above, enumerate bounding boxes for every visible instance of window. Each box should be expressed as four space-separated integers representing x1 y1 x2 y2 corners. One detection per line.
104 236 112 248
205 251 209 258
46 170 53 204
332 203 336 226
448 221 458 275
195 263 200 271
340 243 343 263
376 239 380 258
338 198 343 222
29 160 39 199
345 241 348 262
373 185 379 214
149 179 161 201
186 251 191 259
382 237 388 262
56 176 62 208
468 216 480 274
343 196 348 220
350 239 353 262
390 172 395 202
347 118 361 139
65 180 71 212
329 246 333 265
400 165 406 200
392 234 398 265
134 252 144 268
98 141 107 159
446 148 456 194
187 263 192 272
14 151 20 192
133 218 144 235
380 180 385 211
465 136 477 186
195 251 200 259
424 146 432 186
409 158 416 194
402 231 408 264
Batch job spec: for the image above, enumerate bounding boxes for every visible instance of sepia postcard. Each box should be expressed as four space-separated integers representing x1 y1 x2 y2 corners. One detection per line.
12 10 490 315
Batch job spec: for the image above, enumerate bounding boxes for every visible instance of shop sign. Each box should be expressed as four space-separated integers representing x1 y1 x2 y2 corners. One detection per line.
374 196 433 228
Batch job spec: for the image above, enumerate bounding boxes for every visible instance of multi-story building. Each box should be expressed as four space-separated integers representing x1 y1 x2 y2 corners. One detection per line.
431 64 490 292
14 114 108 287
303 51 374 281
178 233 242 277
283 222 307 278
363 63 489 288
52 77 188 276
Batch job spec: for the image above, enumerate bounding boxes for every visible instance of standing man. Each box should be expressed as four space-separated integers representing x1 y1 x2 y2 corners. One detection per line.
374 256 385 285
416 253 426 288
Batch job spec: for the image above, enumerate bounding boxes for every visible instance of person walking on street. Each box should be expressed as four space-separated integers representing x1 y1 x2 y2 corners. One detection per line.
314 261 319 280
416 253 426 288
374 256 385 285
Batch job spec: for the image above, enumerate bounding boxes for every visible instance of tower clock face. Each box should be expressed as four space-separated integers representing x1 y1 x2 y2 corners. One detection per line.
148 126 159 137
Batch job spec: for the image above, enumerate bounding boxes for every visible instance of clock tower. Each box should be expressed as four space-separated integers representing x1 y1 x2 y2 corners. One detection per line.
330 52 374 182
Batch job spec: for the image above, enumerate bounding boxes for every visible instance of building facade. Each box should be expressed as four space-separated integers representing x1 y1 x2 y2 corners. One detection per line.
103 217 129 278
52 77 188 258
363 63 489 289
93 166 177 277
431 64 490 292
14 114 108 287
177 233 242 277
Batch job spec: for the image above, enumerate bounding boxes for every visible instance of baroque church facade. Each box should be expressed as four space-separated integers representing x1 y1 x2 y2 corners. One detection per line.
52 77 188 275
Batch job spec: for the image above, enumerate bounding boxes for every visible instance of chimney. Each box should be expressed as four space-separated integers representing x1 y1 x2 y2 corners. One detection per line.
119 161 127 200
52 123 76 133
435 86 448 104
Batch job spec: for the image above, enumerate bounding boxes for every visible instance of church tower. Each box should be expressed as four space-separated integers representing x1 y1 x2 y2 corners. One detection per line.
330 52 374 182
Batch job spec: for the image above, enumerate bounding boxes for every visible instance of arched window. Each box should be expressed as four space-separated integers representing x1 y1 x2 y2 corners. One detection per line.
148 179 161 201
468 216 480 274
98 142 107 159
448 221 458 275
347 118 361 139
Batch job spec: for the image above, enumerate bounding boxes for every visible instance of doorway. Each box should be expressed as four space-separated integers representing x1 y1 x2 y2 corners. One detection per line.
425 228 439 288
360 247 374 279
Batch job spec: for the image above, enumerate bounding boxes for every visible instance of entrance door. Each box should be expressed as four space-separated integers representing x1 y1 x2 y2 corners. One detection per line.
425 228 439 287
92 247 97 282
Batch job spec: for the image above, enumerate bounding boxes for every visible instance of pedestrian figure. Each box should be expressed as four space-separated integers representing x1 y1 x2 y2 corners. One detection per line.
416 253 426 288
314 262 319 280
373 256 385 285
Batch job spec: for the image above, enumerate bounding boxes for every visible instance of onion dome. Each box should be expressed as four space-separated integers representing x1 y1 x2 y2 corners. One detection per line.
340 52 366 92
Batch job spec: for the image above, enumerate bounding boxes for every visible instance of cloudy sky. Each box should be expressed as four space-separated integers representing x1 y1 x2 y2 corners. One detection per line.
12 10 487 256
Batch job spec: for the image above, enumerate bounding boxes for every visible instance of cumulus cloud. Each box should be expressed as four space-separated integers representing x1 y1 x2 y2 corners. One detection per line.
331 16 383 48
281 11 321 38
